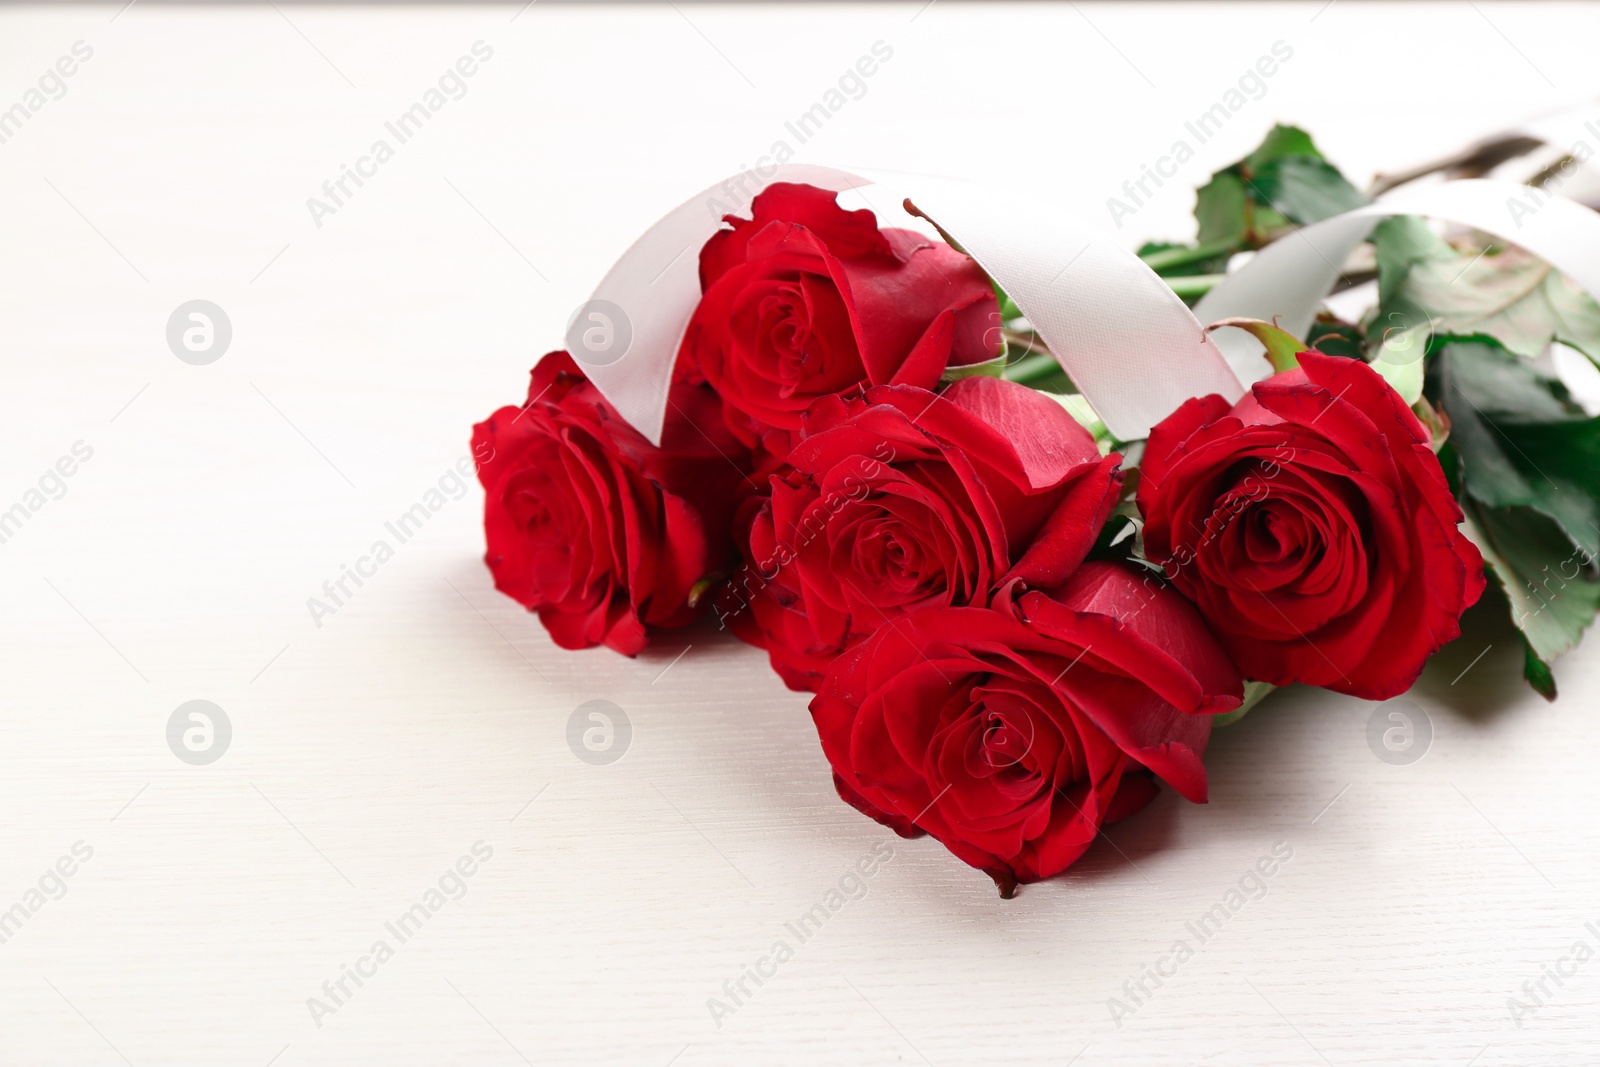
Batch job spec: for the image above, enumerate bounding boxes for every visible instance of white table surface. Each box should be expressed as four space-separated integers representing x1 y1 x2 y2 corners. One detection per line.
3 2 1599 1064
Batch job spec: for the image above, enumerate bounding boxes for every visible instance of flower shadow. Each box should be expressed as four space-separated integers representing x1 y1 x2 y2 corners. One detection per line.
1407 582 1529 724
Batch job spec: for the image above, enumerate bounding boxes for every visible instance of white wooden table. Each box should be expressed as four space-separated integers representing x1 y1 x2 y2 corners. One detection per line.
2 3 1597 1064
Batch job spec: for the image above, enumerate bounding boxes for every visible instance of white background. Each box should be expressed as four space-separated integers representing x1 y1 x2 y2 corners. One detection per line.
2 2 1598 1064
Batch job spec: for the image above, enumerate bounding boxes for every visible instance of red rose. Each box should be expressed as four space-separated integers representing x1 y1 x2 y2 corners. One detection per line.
678 182 1000 460
810 560 1243 895
473 351 748 654
719 376 1123 692
1137 350 1486 699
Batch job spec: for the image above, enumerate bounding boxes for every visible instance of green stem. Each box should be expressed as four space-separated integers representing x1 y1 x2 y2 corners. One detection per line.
1138 240 1236 274
1002 352 1067 386
1000 327 1050 357
1165 273 1227 299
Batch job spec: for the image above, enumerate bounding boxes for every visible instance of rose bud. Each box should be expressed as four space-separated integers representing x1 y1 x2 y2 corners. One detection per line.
677 182 1000 461
717 376 1123 692
1137 350 1485 700
472 351 750 654
810 560 1243 896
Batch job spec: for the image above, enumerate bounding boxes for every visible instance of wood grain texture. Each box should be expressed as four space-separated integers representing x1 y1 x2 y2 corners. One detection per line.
1 3 1597 1064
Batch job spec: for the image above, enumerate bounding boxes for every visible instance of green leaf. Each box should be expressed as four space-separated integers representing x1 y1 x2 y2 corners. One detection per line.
1433 335 1600 559
1368 216 1600 366
1463 502 1599 699
1245 125 1321 170
1367 322 1431 395
1195 170 1249 247
1305 313 1366 360
1434 334 1600 694
1251 155 1370 225
1522 644 1558 701
1206 317 1306 374
1371 216 1439 307
1371 340 1426 404
1192 125 1368 250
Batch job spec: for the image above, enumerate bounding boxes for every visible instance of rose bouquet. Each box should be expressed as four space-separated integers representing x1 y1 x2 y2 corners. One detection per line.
473 122 1600 895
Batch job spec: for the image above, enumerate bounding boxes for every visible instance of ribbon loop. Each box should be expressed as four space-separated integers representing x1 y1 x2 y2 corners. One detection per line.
578 164 1242 445
1197 179 1600 384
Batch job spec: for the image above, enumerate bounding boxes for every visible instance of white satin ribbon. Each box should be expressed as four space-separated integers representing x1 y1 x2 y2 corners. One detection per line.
579 167 1600 449
1195 179 1600 385
577 164 1241 445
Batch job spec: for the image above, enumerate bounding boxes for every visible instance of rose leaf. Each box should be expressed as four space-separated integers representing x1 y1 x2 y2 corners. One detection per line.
1434 334 1600 693
1193 125 1367 250
1432 335 1600 560
1463 503 1600 700
1367 215 1600 367
1195 170 1250 248
1305 312 1366 360
1206 317 1306 374
1248 154 1370 227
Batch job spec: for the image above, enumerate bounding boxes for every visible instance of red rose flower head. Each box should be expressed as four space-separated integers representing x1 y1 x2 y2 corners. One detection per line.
810 561 1243 895
718 375 1123 692
1137 350 1486 699
473 351 749 655
678 182 1000 460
